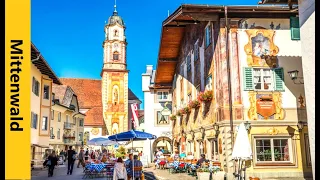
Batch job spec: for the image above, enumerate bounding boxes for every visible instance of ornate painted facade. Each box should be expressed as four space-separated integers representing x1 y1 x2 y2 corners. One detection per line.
154 5 311 179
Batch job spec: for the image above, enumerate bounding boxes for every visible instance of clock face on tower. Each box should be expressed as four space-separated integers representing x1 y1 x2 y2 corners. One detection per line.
113 43 118 49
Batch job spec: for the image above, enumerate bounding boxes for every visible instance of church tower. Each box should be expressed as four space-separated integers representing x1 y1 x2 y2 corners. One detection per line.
101 4 129 135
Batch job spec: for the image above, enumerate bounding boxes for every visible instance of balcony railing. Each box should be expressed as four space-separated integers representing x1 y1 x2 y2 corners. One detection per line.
64 122 73 129
63 139 74 144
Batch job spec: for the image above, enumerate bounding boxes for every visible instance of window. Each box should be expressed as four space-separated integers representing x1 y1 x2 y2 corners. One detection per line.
73 131 75 137
32 77 39 96
206 75 212 90
255 137 291 163
211 139 219 161
41 116 48 131
66 115 69 122
114 29 119 37
205 23 212 48
304 134 312 167
58 112 61 122
50 127 54 139
43 85 50 99
194 41 199 61
79 119 84 126
187 55 191 72
243 67 284 91
157 111 169 124
290 17 300 40
31 112 38 129
113 51 119 60
199 141 204 155
51 110 54 120
157 92 168 100
79 132 83 141
73 117 76 125
57 128 60 139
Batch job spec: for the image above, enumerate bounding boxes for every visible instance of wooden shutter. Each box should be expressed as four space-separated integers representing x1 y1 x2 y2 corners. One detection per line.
290 17 300 40
243 67 254 91
273 68 285 91
204 140 207 154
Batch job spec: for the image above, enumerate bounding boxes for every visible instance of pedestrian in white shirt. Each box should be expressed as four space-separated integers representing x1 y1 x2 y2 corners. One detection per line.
113 157 127 180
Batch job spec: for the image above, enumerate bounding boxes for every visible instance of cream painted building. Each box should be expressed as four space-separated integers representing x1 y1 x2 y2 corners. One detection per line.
51 85 85 153
31 43 62 166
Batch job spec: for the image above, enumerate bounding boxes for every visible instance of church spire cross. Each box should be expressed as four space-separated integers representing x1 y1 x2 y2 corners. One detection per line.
113 0 117 13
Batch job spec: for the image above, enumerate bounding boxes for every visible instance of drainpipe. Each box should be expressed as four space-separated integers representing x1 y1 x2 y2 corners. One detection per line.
224 6 234 149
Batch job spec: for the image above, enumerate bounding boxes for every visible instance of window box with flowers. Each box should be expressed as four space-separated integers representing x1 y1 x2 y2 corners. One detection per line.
197 90 213 102
170 115 177 121
188 99 201 109
176 111 182 117
183 106 191 114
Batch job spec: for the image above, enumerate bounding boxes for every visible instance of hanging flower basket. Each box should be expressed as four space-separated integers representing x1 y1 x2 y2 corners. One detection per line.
198 90 213 102
170 115 177 121
176 111 182 117
188 99 201 109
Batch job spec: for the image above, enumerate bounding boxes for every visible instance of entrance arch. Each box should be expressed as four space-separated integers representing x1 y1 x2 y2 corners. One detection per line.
152 136 172 156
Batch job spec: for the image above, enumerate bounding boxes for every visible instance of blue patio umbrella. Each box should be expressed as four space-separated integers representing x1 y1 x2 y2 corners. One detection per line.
87 137 118 146
108 130 157 179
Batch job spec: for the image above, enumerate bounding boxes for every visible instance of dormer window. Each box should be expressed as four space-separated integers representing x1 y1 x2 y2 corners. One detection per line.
113 51 119 60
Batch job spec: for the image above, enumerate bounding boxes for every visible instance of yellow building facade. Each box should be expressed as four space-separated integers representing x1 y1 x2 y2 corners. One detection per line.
50 85 85 153
30 43 62 167
154 5 312 179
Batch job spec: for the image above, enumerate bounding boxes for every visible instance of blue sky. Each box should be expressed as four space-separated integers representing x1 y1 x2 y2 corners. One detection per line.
31 0 258 109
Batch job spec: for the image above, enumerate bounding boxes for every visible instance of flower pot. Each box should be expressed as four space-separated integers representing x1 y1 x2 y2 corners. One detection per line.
197 172 210 180
249 177 260 180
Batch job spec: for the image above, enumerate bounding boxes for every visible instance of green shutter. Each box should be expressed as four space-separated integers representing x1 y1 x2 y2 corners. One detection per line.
243 67 253 91
290 17 300 40
273 68 285 91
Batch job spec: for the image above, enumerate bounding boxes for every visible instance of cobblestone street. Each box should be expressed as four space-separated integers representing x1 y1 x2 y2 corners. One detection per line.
31 161 196 180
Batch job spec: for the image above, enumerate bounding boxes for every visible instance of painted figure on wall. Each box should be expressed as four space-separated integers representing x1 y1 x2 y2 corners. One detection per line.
112 123 119 135
251 34 270 57
112 85 119 105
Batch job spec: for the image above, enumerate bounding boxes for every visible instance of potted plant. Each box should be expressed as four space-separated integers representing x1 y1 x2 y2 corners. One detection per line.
197 167 210 180
188 99 201 109
183 106 191 114
198 90 213 102
176 111 182 117
170 114 177 121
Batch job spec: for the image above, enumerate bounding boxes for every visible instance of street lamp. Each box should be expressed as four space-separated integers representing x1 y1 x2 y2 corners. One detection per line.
213 123 220 137
297 121 304 132
288 70 304 84
244 121 251 131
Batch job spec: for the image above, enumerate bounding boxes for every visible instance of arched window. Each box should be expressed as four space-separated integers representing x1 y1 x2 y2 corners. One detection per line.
113 51 119 60
114 30 118 37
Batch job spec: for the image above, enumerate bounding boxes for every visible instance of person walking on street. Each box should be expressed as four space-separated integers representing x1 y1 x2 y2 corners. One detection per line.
84 148 89 161
129 155 143 180
77 148 84 168
113 157 128 180
47 151 58 177
67 146 76 175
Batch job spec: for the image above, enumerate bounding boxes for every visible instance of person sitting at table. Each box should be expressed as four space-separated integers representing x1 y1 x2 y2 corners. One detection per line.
101 154 107 163
128 155 143 180
196 154 209 167
179 151 186 159
171 151 180 161
125 154 133 179
113 157 127 180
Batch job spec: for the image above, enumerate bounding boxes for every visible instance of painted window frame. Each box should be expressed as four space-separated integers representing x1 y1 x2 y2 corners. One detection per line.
57 128 60 139
253 136 294 166
205 22 212 48
43 85 50 99
304 134 312 167
253 68 274 91
157 91 169 101
31 112 38 129
51 110 54 120
58 112 61 122
32 77 40 96
50 127 54 139
113 51 119 60
42 116 48 131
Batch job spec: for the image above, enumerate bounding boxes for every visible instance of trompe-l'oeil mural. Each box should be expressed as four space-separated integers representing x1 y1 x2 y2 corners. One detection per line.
245 29 279 68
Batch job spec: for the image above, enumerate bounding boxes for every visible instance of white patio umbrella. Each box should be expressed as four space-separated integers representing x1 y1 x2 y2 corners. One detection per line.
87 137 119 146
232 122 252 160
232 122 252 180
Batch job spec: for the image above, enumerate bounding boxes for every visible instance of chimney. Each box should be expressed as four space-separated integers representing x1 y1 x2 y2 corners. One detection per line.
146 65 153 75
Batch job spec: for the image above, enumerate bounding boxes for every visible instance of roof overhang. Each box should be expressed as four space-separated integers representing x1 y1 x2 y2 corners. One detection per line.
154 4 298 86
258 0 298 5
31 43 62 85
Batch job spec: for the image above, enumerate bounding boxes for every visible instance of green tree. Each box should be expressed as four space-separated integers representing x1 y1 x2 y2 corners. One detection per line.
115 146 126 159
